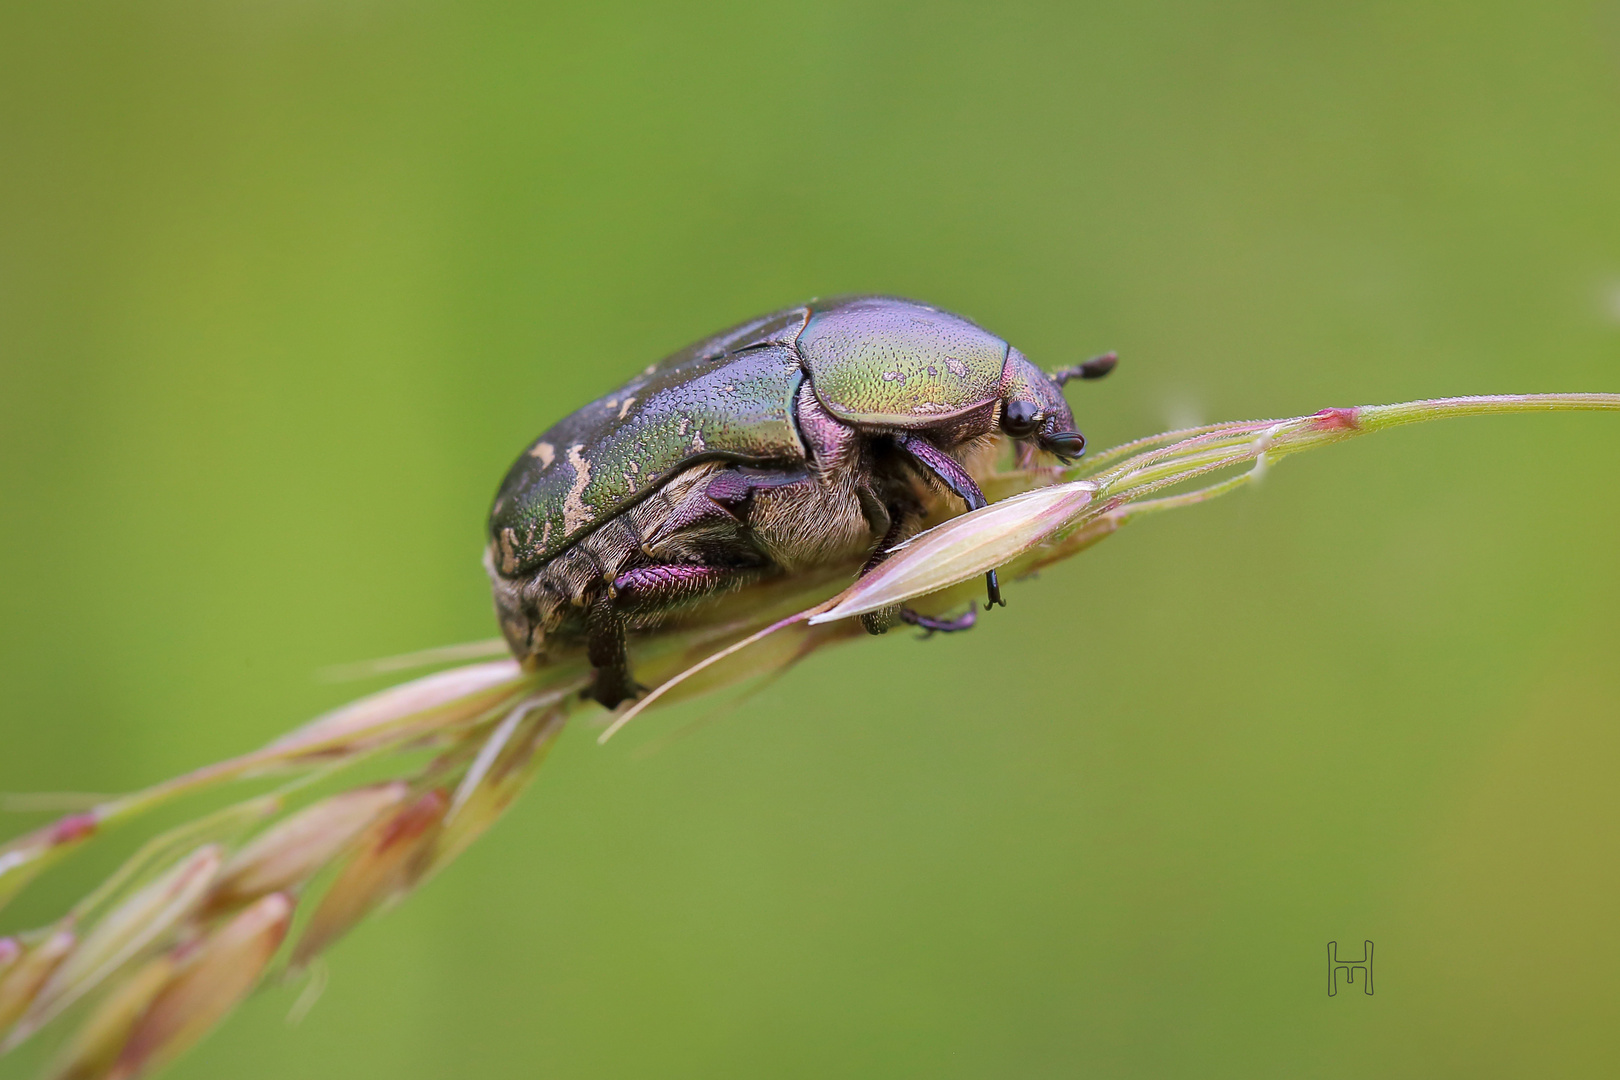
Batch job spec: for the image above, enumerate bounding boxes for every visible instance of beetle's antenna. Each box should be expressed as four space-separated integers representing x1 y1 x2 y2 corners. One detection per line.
1050 352 1118 386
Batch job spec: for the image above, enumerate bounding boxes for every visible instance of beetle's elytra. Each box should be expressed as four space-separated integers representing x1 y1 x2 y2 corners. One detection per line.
487 295 1115 707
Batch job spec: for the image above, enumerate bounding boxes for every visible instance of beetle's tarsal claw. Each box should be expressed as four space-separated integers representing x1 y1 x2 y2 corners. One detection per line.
588 674 648 710
983 569 1005 610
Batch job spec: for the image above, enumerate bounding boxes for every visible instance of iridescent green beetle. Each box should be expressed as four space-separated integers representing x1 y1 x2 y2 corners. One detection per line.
487 295 1116 707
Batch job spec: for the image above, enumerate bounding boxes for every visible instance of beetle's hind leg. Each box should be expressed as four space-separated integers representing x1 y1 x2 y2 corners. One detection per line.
614 562 744 606
984 569 1004 609
585 592 641 709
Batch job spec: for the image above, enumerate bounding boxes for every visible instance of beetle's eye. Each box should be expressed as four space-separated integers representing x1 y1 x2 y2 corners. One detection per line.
1002 399 1041 437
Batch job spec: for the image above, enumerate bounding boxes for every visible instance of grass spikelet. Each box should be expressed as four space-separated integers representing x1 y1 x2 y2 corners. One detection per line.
46 956 174 1080
8 846 222 1049
427 704 567 879
811 482 1097 623
288 790 448 969
0 929 76 1032
0 815 98 919
208 785 410 911
108 893 293 1080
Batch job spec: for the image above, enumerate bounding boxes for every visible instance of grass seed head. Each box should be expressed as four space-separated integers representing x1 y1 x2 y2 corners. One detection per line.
109 893 293 1080
13 846 223 1047
812 482 1097 623
1 392 1615 1076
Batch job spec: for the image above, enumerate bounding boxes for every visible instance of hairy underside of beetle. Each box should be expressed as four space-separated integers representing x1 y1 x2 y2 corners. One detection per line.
487 392 1004 685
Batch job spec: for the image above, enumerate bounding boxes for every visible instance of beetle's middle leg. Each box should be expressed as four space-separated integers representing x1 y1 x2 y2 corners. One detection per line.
897 605 977 636
855 495 978 638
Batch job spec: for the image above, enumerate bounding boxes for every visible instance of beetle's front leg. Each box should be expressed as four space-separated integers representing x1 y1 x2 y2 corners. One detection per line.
892 433 1005 610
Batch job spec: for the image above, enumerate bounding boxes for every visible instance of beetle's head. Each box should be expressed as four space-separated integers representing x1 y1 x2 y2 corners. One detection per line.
998 349 1093 463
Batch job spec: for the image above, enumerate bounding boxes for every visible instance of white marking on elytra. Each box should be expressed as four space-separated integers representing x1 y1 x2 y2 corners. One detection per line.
946 358 968 378
883 371 905 382
529 441 555 467
562 445 593 533
498 527 518 573
618 396 636 420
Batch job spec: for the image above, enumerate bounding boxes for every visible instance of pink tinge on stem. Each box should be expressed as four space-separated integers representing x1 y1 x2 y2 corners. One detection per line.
0 929 76 1032
0 815 101 917
109 893 293 1080
0 938 19 975
290 789 449 968
46 815 98 846
1310 407 1361 431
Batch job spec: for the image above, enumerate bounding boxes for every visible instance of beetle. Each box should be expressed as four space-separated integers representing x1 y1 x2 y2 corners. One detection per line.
486 295 1116 708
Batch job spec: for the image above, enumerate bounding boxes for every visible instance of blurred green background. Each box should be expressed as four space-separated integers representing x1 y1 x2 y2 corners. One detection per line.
3 1 1619 1076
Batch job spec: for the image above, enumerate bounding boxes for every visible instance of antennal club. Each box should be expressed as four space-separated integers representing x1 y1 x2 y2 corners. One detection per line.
1050 352 1119 386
